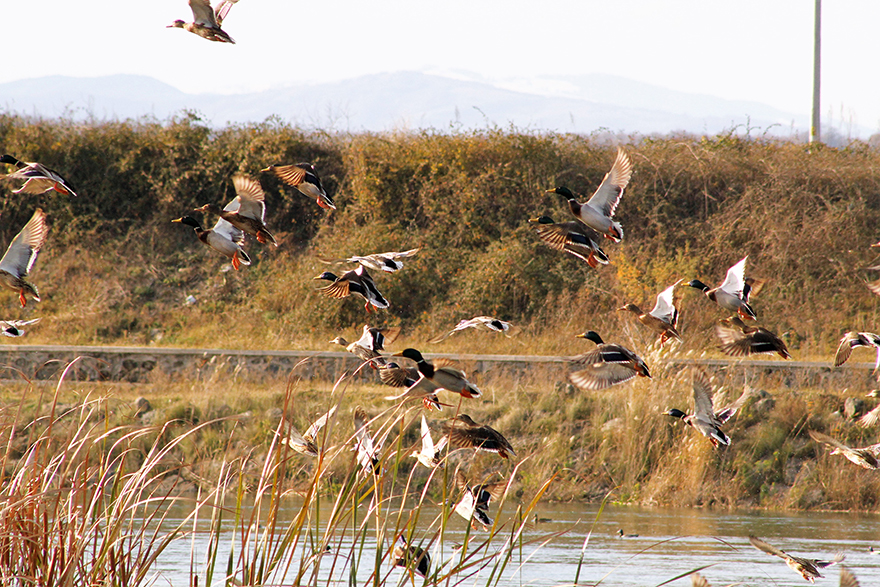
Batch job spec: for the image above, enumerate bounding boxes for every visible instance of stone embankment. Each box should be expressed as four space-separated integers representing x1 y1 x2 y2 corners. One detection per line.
0 345 877 390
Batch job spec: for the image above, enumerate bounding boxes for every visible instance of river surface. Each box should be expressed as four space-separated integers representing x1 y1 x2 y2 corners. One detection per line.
148 501 880 587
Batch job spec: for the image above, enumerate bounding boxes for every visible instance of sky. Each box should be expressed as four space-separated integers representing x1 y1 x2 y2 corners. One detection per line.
2 0 879 135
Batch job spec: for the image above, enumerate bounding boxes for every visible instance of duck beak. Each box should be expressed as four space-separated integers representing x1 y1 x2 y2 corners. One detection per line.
171 218 183 223
574 333 586 338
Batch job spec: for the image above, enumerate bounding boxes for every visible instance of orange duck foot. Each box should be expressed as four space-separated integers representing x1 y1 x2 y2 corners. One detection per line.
18 291 26 307
231 254 241 270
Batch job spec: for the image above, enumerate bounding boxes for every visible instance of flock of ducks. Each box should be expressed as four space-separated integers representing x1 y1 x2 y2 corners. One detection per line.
2 138 879 583
4 19 880 578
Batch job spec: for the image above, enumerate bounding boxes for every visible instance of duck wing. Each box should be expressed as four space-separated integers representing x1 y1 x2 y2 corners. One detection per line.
189 0 219 26
649 280 682 326
585 147 633 218
213 0 239 25
749 535 789 560
0 209 48 278
718 256 748 297
304 405 337 443
232 175 266 222
691 368 717 422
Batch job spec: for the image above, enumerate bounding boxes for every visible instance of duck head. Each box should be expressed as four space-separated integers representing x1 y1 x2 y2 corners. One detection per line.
666 408 688 420
394 348 425 363
313 271 339 282
172 216 202 230
167 19 187 28
528 216 555 225
575 330 604 345
687 279 710 292
547 186 576 200
617 303 641 314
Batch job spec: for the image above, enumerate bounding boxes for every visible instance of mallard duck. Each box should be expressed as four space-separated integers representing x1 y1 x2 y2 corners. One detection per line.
749 535 844 583
172 215 251 270
411 414 448 468
0 155 77 197
441 414 515 459
808 430 880 470
455 468 505 512
352 407 382 474
688 257 758 320
261 162 335 210
546 147 633 242
0 318 40 337
617 529 638 538
393 348 481 398
452 483 493 530
666 368 752 448
194 175 276 246
0 209 48 307
428 316 514 344
320 248 420 273
618 280 682 345
281 405 337 457
330 324 399 368
714 316 791 359
834 331 880 370
314 265 388 312
168 0 239 43
392 535 431 579
528 216 609 267
569 331 650 390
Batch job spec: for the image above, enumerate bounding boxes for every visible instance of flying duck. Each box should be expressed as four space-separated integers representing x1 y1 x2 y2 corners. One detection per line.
666 368 751 448
168 0 239 43
528 216 609 267
262 162 335 210
546 146 633 242
320 248 420 273
569 331 650 390
618 280 683 345
441 415 515 459
714 316 791 359
314 265 388 312
172 215 251 270
749 535 844 583
0 209 49 307
687 257 758 320
194 175 276 246
281 405 337 457
0 154 77 197
428 316 514 344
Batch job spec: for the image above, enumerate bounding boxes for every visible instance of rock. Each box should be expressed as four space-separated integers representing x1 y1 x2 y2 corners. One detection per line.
844 397 866 419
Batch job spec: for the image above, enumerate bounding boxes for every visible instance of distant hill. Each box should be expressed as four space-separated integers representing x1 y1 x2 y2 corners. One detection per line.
0 71 821 137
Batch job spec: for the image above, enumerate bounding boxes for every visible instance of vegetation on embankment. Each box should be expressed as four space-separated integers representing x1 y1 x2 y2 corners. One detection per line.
1 112 880 356
2 113 880 512
3 357 879 512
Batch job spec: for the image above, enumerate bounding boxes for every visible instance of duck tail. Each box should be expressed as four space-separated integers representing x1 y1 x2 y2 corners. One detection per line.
237 249 252 266
610 221 623 242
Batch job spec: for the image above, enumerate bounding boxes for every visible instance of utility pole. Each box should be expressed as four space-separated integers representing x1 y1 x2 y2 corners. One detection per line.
810 0 821 144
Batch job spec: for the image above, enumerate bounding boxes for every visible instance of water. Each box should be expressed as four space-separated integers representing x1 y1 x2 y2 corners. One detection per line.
147 501 880 586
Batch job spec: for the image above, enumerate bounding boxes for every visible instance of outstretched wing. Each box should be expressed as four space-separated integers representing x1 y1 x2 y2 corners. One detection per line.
650 280 681 325
304 405 337 443
0 208 48 278
585 147 633 218
749 535 788 560
719 257 747 297
188 0 218 26
232 175 266 222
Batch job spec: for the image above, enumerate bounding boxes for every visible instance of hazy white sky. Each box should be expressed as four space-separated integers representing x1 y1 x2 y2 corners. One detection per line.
2 1 878 133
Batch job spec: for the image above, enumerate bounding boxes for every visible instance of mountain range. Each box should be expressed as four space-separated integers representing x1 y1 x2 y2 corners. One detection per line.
0 70 828 138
